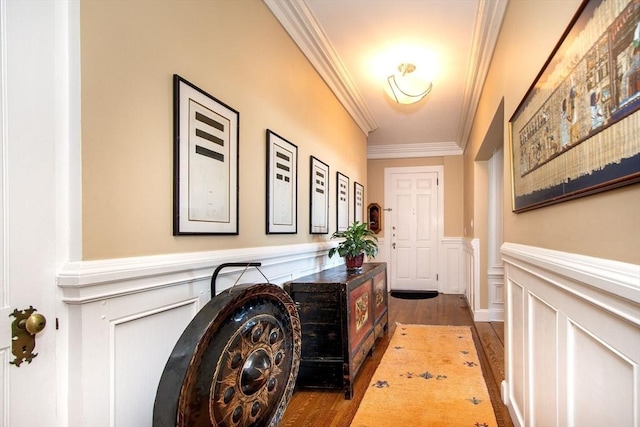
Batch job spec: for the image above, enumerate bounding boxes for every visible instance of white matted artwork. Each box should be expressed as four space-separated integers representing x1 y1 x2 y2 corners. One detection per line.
354 181 364 223
266 129 298 234
336 172 349 232
309 156 329 234
173 75 239 235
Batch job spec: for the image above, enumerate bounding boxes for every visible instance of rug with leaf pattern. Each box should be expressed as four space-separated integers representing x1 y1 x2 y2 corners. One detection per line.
351 324 498 427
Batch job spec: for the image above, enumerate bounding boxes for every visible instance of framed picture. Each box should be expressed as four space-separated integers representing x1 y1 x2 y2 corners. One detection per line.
266 130 298 234
509 0 640 212
367 203 381 234
310 156 329 234
173 74 239 234
354 182 364 223
336 172 350 232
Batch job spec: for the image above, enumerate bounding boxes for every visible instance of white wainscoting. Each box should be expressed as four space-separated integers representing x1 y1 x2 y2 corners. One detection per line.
463 238 489 321
442 237 465 294
58 242 341 427
501 242 640 427
463 238 504 321
487 267 505 321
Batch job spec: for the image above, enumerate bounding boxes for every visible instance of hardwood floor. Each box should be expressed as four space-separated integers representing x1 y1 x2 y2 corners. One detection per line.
280 293 513 426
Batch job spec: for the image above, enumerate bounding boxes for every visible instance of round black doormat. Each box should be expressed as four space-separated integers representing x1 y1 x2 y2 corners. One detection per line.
390 290 439 300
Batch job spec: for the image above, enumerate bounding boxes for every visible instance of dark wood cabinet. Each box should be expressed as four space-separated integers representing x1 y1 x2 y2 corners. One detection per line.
283 262 388 399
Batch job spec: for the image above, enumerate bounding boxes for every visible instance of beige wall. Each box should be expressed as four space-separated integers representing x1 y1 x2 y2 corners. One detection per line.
367 156 464 238
465 0 640 265
80 0 366 260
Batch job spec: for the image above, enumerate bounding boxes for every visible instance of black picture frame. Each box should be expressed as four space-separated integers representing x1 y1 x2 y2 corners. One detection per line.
309 156 330 234
336 172 349 232
266 129 298 234
509 0 640 212
173 74 239 235
354 181 364 223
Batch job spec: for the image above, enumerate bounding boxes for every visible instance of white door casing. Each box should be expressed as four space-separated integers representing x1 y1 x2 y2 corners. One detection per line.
384 166 442 292
1 1 78 425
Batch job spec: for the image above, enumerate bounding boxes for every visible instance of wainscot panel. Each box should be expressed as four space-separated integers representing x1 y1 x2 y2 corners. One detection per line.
58 242 341 427
501 242 640 427
442 237 465 294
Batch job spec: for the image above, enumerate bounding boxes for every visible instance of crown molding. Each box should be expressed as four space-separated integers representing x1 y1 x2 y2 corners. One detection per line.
457 0 509 151
263 0 378 135
367 142 463 159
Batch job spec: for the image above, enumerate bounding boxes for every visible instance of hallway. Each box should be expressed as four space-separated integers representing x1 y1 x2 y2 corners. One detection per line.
281 293 513 426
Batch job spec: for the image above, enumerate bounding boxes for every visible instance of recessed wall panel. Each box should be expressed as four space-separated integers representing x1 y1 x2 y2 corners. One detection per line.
509 280 526 424
114 302 197 427
529 293 558 427
568 322 635 427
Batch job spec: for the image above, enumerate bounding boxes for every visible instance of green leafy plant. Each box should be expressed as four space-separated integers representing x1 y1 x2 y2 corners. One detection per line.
328 221 379 259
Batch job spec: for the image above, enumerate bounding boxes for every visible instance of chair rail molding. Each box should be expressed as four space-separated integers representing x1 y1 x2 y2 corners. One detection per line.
58 242 339 303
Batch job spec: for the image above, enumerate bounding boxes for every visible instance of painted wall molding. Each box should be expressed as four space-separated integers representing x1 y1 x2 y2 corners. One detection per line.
501 242 640 320
58 242 340 304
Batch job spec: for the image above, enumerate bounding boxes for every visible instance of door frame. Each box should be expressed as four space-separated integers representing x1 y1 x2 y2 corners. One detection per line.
383 165 444 292
1 1 81 425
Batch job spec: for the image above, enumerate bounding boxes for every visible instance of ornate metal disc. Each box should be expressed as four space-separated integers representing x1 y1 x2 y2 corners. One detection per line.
153 283 301 427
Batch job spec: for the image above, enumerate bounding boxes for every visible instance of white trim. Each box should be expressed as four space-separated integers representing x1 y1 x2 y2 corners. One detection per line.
473 308 491 322
58 242 340 304
487 147 504 271
367 142 462 159
501 242 640 310
457 0 508 150
262 0 377 135
441 237 465 294
0 2 9 426
463 238 482 320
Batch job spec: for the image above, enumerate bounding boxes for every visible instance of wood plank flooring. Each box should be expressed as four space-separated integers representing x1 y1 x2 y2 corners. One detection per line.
280 293 513 426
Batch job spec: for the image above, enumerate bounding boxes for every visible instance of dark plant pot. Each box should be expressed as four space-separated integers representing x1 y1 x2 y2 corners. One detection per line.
345 253 365 272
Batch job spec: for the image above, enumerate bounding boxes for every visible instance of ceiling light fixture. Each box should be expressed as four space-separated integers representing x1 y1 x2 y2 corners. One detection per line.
387 63 432 105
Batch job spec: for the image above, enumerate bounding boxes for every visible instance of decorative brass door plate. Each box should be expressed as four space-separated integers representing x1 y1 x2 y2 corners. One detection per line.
9 306 46 367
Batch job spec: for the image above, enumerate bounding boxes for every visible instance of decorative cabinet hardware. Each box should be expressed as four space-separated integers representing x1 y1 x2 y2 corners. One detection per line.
392 242 396 249
9 306 47 366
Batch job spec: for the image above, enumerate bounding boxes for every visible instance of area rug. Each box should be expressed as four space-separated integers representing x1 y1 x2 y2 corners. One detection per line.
350 324 498 427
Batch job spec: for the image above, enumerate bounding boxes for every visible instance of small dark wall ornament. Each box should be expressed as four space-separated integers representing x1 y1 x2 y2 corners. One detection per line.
367 203 382 234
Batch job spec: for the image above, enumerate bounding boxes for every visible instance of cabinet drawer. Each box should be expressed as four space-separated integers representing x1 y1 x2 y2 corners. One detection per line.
297 360 343 389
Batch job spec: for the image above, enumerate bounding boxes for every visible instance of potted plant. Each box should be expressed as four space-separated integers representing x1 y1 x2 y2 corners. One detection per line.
328 221 378 272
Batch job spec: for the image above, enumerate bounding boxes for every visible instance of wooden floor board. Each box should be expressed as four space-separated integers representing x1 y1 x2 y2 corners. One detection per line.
281 294 512 426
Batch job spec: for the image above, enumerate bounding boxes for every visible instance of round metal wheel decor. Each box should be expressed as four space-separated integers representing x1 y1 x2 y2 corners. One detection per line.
153 283 301 427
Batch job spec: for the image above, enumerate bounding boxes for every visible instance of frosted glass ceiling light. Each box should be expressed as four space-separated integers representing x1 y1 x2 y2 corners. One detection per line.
387 63 432 105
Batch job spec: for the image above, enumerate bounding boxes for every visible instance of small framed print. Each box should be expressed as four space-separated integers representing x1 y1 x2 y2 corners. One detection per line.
336 172 349 232
266 129 298 234
354 182 364 223
173 75 239 235
309 156 329 234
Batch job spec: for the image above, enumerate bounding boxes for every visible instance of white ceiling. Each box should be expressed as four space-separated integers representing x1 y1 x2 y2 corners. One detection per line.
264 0 508 158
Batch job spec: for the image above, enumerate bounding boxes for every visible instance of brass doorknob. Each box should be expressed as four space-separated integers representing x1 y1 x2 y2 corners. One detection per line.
20 313 47 335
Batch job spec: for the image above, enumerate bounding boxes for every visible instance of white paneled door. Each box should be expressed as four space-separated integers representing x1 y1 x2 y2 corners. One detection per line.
385 167 442 292
1 1 72 425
